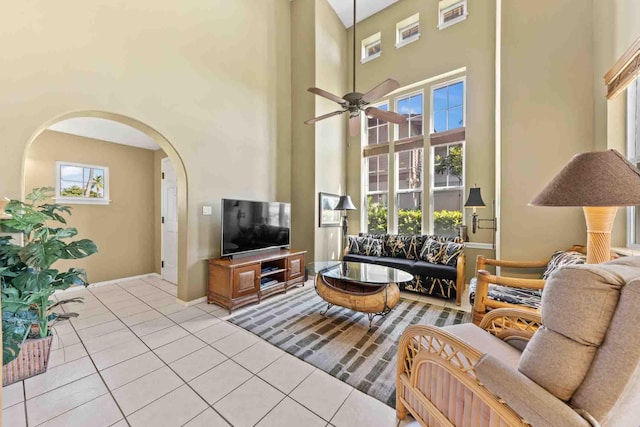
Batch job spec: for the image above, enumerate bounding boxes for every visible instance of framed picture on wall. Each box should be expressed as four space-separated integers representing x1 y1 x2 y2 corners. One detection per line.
319 192 341 227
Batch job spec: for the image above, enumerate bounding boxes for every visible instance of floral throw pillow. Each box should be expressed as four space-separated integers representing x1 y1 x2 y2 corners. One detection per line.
419 238 446 264
542 250 586 279
347 236 382 257
441 241 464 266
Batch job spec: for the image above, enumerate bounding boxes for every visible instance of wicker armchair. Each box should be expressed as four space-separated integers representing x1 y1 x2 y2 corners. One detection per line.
397 257 640 427
471 255 548 325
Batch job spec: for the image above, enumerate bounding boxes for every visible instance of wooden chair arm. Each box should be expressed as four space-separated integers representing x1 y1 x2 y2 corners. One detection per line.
455 253 466 306
476 254 549 272
477 270 546 290
479 308 542 337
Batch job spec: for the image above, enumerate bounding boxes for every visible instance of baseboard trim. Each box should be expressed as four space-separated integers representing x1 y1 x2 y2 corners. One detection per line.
176 296 207 307
90 273 160 288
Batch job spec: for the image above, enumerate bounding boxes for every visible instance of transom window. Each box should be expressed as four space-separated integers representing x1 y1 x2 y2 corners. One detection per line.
438 0 468 30
367 103 389 145
396 13 420 48
361 32 382 63
432 80 464 133
56 161 110 205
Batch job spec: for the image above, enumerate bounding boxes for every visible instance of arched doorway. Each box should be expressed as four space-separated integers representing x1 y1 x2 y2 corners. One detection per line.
21 110 189 296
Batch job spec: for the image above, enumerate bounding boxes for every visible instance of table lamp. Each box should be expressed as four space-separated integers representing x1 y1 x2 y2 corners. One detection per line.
531 149 640 264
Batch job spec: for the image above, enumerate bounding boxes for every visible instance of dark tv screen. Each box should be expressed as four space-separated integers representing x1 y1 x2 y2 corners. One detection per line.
221 199 291 256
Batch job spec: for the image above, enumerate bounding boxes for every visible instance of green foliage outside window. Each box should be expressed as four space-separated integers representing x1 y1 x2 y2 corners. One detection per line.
433 209 463 236
367 197 461 237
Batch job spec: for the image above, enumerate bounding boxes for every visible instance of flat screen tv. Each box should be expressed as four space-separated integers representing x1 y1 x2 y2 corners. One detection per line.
221 198 291 257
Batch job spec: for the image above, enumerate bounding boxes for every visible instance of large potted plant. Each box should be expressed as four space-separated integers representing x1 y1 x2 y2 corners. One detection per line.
0 187 97 385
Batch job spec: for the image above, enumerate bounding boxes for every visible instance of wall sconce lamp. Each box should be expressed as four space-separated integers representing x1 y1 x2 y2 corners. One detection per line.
464 187 497 234
334 195 357 252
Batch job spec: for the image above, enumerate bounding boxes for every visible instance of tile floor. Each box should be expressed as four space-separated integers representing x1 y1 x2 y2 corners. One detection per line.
2 275 469 427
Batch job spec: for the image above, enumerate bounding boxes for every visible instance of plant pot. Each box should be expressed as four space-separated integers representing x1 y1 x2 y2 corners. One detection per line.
2 334 54 386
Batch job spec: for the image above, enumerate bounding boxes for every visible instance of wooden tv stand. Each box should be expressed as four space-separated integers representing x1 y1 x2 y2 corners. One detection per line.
208 249 307 313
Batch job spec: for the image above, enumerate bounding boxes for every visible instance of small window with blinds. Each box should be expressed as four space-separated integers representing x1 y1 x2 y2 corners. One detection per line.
438 0 467 30
361 32 382 64
396 14 420 48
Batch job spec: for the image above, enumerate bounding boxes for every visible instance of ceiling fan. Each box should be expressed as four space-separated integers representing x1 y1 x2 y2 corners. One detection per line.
304 0 407 136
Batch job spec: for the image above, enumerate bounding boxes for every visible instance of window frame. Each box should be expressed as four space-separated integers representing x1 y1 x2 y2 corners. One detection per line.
438 0 468 30
55 161 110 205
627 79 640 249
394 89 425 141
361 32 382 64
395 13 420 49
395 148 424 235
363 154 390 234
430 77 466 135
429 141 465 235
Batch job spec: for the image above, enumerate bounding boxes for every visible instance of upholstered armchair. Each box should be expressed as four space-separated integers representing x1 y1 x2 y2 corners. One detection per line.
397 257 640 427
470 248 589 324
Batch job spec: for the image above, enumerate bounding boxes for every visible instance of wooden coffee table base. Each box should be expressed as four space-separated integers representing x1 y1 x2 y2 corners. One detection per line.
315 274 400 328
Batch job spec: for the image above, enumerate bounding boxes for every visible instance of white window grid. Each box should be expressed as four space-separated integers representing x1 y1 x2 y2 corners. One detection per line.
430 77 466 134
55 161 110 205
627 78 640 249
429 142 465 234
366 102 389 145
394 90 424 140
395 148 424 234
363 154 390 233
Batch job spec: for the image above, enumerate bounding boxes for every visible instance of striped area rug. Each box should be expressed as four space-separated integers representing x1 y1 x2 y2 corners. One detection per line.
228 285 470 407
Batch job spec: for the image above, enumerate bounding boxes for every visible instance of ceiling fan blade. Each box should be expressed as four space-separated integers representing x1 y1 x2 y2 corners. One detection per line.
304 110 345 125
365 107 407 124
308 87 347 105
349 116 360 136
361 79 401 103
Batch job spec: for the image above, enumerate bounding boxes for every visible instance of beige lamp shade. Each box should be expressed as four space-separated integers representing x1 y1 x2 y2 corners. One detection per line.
531 149 640 264
531 150 640 207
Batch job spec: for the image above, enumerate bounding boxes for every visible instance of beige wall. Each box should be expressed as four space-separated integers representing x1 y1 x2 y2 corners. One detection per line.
291 0 348 262
500 0 595 261
314 0 348 261
24 131 155 283
0 0 292 301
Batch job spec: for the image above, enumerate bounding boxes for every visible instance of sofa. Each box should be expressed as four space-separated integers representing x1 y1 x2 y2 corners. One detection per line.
343 233 466 305
396 256 640 427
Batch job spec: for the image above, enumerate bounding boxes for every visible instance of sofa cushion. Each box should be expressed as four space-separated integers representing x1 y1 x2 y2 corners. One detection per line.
343 253 380 264
468 277 542 309
519 261 633 401
411 260 457 281
419 239 446 263
442 323 522 368
442 241 464 266
383 235 425 259
542 250 586 279
347 236 382 257
371 257 417 272
476 355 591 427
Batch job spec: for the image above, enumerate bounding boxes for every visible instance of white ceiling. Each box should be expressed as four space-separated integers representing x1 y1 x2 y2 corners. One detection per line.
327 0 399 28
49 117 160 151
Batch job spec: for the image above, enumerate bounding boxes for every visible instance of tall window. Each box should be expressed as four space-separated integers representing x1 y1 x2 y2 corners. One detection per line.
364 103 390 233
366 155 389 233
396 92 424 139
627 78 640 247
432 80 464 133
396 149 423 235
431 143 464 237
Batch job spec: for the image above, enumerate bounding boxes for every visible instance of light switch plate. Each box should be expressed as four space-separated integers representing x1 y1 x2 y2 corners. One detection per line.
202 206 213 216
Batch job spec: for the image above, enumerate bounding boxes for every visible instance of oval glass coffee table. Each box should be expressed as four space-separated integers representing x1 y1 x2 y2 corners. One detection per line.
308 261 414 328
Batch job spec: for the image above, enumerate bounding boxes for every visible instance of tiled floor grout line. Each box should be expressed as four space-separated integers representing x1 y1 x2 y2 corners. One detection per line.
85 279 240 425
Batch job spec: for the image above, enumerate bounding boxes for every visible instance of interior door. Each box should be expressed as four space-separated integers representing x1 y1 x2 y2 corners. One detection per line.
161 158 178 284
